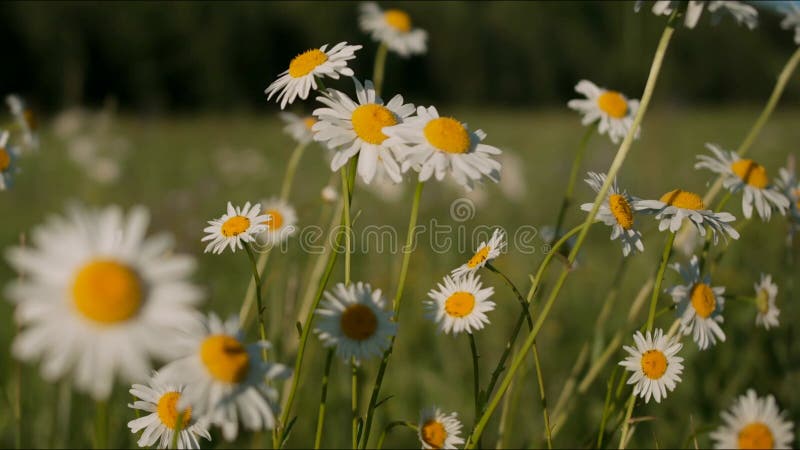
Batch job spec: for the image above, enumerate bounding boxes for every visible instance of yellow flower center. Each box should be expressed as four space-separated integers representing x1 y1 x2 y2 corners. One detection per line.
0 147 10 171
467 246 491 269
221 215 250 237
384 9 412 32
199 335 250 384
659 189 705 210
24 109 37 130
609 194 634 230
421 419 447 449
423 117 470 154
444 291 476 318
756 288 770 314
737 422 774 450
351 104 397 145
303 117 317 130
597 91 628 119
72 260 143 324
340 304 378 341
263 209 284 231
156 392 192 430
288 49 328 78
640 349 667 380
690 283 716 318
731 159 769 189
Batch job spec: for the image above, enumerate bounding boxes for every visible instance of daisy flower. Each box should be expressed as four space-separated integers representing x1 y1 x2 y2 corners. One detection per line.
4 204 203 400
202 201 270 254
359 2 428 57
619 329 684 403
781 3 800 45
128 374 211 449
775 161 800 227
710 389 794 449
567 80 640 144
580 172 647 256
312 78 415 183
279 112 317 145
638 188 740 244
643 1 758 29
315 282 397 362
384 106 502 190
418 407 465 450
753 273 780 330
158 313 290 441
6 94 39 150
0 130 19 191
451 228 506 278
665 255 726 350
256 197 298 248
695 143 790 221
265 42 362 110
425 272 495 335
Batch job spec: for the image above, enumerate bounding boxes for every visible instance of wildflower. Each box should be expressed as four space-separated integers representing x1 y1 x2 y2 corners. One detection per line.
638 188 739 244
279 112 317 145
580 172 647 256
418 407 465 450
710 389 794 449
451 228 506 278
256 197 297 247
359 2 428 57
0 130 19 190
4 205 203 400
774 159 800 228
753 273 780 330
665 255 726 350
642 1 757 29
6 94 39 150
619 329 684 403
425 272 495 335
202 201 270 254
781 3 800 45
567 80 640 144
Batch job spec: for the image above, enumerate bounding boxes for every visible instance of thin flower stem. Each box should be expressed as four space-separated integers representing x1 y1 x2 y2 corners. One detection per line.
553 124 596 241
596 366 619 448
617 394 637 449
170 414 183 449
376 421 417 450
280 142 308 200
465 17 677 448
342 166 354 286
352 358 359 449
646 232 675 332
313 349 335 450
526 224 584 302
372 43 389 96
244 243 269 362
494 368 516 450
360 181 424 449
94 400 108 449
469 333 481 446
531 344 552 449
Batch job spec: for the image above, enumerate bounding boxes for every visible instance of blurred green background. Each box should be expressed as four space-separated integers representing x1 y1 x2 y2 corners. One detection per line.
1 1 800 449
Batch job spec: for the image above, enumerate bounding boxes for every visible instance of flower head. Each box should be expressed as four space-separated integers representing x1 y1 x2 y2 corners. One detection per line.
0 130 19 191
567 80 640 144
6 94 39 150
781 3 800 45
425 272 495 335
255 197 297 247
710 389 794 449
638 188 739 244
417 407 465 449
753 273 780 330
279 112 317 145
665 255 726 350
580 172 648 256
359 2 428 57
775 157 800 230
642 1 757 29
202 202 270 254
451 228 506 278
619 329 684 403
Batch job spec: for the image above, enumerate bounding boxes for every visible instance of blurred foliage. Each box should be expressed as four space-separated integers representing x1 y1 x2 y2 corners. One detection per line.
1 1 799 113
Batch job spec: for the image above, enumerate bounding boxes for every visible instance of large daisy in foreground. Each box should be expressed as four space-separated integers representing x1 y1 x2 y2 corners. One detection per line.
710 389 794 449
417 407 465 450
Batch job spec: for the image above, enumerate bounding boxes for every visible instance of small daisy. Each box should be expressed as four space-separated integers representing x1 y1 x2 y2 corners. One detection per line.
665 255 726 350
619 329 684 403
202 201 270 254
6 94 39 150
567 80 640 144
418 407 465 450
781 3 800 45
643 1 758 30
580 172 647 256
256 197 298 248
384 106 502 190
4 205 204 400
451 228 506 278
359 2 428 57
279 112 317 145
265 42 362 110
158 313 290 442
0 130 19 191
638 188 740 244
315 282 396 362
425 272 495 335
312 78 415 183
710 389 794 449
753 273 780 330
695 143 790 221
128 374 211 449
775 161 800 227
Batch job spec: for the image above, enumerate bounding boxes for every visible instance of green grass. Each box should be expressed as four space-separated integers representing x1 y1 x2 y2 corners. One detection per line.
1 107 798 448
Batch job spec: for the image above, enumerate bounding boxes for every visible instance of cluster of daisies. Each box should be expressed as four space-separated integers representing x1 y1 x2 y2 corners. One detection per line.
1 94 39 191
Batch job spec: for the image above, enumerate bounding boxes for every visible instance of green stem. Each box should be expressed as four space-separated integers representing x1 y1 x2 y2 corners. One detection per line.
372 43 389 96
553 124 595 241
617 394 637 449
342 165 354 286
280 143 308 200
596 367 618 449
313 349 335 449
376 421 417 450
352 358 359 449
469 333 481 430
531 344 552 449
94 401 107 449
646 232 675 332
526 224 584 302
171 413 183 449
244 244 269 362
360 181 424 449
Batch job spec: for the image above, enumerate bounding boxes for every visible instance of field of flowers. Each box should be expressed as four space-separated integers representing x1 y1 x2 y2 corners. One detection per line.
1 2 800 449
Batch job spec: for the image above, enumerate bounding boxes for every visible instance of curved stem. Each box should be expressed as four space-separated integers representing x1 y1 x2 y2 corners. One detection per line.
553 124 596 241
646 232 675 332
617 394 637 449
280 143 308 200
244 244 269 362
376 421 417 450
352 359 359 449
469 333 481 445
526 224 584 303
531 344 552 449
313 349 335 449
372 43 389 96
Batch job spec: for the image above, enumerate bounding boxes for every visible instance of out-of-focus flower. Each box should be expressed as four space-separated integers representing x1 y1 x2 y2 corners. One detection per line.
567 80 640 144
359 2 428 57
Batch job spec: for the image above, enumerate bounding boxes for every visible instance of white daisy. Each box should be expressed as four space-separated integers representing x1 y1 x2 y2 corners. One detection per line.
0 130 19 191
312 78 415 183
580 172 647 256
4 204 203 400
255 197 297 248
6 94 39 150
451 228 506 278
279 112 317 145
754 273 780 330
567 80 641 144
695 143 790 221
265 42 362 110
710 389 795 449
158 313 290 442
643 1 758 29
619 329 684 404
314 282 397 362
638 188 740 244
781 3 800 45
384 106 502 190
418 407 465 450
425 272 495 335
202 201 270 254
128 374 211 449
775 162 800 227
665 255 726 350
359 2 428 57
